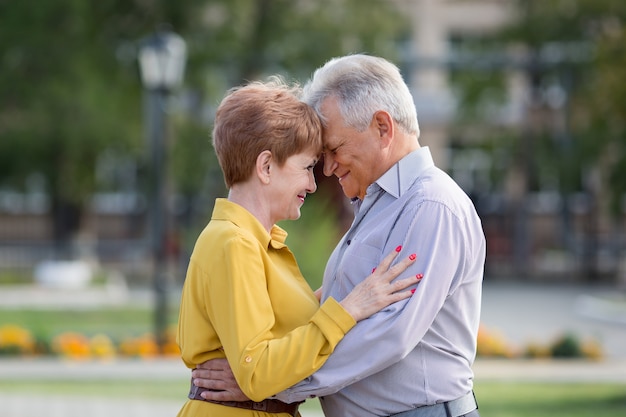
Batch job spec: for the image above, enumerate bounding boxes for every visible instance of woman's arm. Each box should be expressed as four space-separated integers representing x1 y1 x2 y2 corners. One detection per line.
189 248 422 402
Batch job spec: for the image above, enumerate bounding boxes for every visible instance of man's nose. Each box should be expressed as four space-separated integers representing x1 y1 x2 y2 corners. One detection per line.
323 153 337 177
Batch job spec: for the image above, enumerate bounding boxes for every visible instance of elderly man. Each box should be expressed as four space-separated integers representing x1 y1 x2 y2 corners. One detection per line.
192 54 485 417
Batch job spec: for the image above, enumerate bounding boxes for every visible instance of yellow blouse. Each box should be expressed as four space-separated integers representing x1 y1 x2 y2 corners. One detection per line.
176 199 355 417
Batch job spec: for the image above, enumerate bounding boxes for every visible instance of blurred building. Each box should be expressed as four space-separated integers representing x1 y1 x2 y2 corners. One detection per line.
390 0 624 282
392 0 514 165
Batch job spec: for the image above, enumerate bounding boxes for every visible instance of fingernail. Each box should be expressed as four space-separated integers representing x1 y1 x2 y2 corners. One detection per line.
395 245 402 252
411 288 416 294
409 253 416 261
416 273 423 280
372 267 376 273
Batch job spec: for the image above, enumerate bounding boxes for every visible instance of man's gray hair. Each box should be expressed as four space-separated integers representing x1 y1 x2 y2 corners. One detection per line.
302 54 420 137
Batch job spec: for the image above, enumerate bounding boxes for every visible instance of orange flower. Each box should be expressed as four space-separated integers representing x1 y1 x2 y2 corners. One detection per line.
136 334 159 358
162 325 181 356
90 334 117 359
52 332 91 360
476 325 515 358
0 324 35 355
581 339 604 361
119 334 159 358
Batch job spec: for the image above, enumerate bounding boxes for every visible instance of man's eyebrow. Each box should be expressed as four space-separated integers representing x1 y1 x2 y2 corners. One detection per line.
324 139 338 149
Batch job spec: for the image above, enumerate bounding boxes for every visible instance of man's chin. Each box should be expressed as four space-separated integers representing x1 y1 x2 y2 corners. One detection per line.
337 180 358 199
340 188 357 200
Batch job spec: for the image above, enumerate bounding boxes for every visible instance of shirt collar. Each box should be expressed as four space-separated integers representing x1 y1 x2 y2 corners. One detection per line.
373 146 435 199
212 198 288 250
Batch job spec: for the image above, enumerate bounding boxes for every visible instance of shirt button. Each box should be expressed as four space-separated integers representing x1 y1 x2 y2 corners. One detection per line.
346 239 351 245
245 356 252 363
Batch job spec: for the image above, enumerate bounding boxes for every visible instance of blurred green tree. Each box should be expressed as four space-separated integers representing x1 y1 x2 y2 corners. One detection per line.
0 0 409 257
0 0 198 248
504 0 626 219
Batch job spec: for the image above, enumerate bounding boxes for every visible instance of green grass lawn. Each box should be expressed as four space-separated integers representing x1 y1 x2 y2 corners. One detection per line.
0 379 624 416
474 382 626 417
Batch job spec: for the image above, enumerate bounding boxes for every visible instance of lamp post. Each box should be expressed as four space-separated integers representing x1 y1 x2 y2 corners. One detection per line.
138 27 186 352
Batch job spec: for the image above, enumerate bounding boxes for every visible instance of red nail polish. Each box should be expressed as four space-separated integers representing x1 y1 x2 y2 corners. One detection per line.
411 289 416 294
409 253 416 261
395 245 402 252
372 267 376 273
416 273 423 280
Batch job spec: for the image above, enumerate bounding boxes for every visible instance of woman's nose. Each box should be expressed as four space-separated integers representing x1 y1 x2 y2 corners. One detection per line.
308 173 317 193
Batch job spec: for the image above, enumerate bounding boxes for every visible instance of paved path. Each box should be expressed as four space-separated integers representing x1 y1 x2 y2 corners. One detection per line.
2 358 626 417
0 359 626 417
0 393 186 417
0 358 325 417
3 357 626 383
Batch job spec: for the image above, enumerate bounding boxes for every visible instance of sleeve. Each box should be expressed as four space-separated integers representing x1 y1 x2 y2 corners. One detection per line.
205 235 356 402
276 201 466 402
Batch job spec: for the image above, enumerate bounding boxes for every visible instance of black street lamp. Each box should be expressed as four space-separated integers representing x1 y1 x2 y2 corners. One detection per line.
138 27 186 352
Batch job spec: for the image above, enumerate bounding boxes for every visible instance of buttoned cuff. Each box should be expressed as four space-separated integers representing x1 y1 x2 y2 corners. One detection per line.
314 296 356 341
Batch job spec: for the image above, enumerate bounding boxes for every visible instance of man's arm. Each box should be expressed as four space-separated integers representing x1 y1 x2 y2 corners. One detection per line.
192 359 250 402
195 202 464 403
276 202 468 402
192 249 423 403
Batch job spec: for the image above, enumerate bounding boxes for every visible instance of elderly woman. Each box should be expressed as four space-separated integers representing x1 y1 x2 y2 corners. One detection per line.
176 78 420 417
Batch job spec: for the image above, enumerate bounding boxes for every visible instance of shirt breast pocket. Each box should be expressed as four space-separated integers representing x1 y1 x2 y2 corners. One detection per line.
335 241 383 298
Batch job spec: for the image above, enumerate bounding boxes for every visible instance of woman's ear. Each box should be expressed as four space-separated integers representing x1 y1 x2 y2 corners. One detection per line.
255 150 272 184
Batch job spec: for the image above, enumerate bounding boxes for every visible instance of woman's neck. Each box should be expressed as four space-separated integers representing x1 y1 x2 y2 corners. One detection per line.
228 184 273 232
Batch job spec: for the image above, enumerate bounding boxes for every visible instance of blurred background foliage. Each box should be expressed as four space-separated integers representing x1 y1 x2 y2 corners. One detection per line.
451 0 626 218
0 0 408 261
0 0 625 287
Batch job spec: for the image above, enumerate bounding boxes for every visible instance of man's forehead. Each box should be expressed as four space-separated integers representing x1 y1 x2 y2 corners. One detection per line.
321 131 338 149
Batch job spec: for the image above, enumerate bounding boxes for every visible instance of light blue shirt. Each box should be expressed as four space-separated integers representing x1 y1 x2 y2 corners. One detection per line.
276 147 486 417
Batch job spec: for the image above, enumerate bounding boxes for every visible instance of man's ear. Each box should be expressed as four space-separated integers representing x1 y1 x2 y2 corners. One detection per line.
372 110 394 146
255 150 273 184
